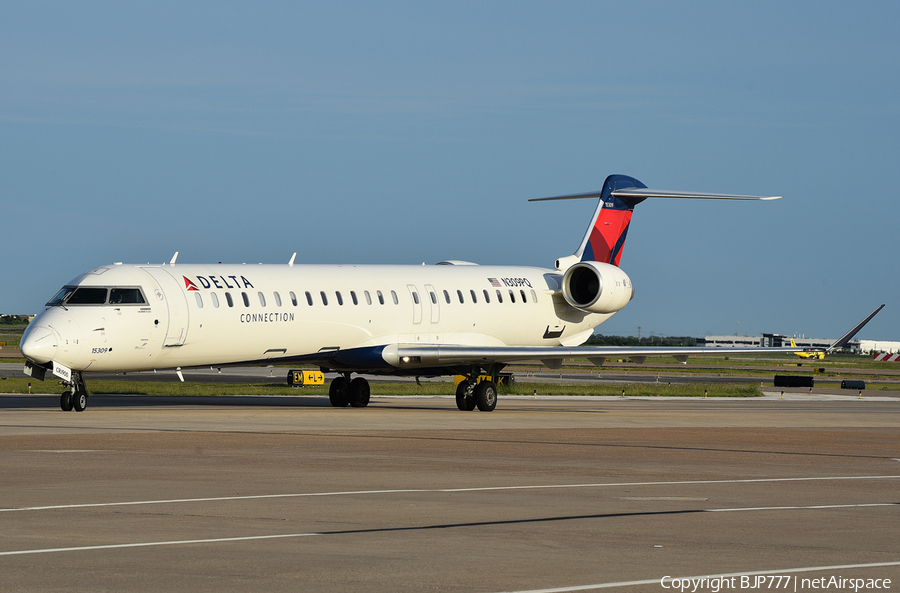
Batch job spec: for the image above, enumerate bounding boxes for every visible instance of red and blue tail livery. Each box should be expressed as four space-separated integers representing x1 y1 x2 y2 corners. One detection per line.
531 174 782 270
579 174 647 266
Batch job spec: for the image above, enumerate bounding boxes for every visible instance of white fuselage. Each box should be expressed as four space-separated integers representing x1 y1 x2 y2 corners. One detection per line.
24 262 618 374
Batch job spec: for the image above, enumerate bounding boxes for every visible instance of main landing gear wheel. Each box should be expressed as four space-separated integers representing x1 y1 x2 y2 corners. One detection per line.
329 376 350 407
455 381 476 411
348 377 371 408
60 391 74 411
474 380 497 412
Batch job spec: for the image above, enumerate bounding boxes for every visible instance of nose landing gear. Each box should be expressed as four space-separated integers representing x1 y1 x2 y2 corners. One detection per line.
59 372 88 412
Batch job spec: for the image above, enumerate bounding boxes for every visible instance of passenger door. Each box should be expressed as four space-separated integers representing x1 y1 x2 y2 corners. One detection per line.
141 267 190 346
407 284 423 325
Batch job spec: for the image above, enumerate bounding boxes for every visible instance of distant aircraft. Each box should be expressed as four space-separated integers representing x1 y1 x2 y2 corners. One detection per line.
791 339 825 360
19 174 880 413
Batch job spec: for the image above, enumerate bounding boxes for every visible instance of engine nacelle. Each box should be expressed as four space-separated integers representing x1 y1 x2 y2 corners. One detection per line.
561 261 634 314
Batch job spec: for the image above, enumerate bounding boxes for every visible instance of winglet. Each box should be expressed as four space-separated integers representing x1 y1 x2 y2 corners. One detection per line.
826 304 885 352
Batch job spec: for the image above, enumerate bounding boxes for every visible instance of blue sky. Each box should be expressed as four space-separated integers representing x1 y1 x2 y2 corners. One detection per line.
2 1 898 340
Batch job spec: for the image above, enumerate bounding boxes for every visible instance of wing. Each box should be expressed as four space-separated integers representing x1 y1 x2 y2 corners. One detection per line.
386 345 799 370
204 305 884 376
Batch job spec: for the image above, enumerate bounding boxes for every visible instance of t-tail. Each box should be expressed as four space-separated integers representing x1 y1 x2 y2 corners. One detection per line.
531 174 782 270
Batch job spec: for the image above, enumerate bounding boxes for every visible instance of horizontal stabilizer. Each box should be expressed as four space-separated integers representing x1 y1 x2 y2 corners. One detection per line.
612 189 782 201
530 188 782 202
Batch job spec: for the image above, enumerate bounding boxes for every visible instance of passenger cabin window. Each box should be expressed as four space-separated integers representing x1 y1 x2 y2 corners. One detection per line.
320 291 328 306
258 292 266 307
109 288 146 304
242 292 250 307
336 291 343 305
412 292 419 305
351 291 358 305
290 291 298 306
457 290 464 304
443 290 450 304
531 289 538 303
211 292 220 308
305 291 313 306
429 291 437 305
226 293 234 307
520 289 527 303
67 287 108 305
470 290 477 304
496 290 503 303
377 290 385 305
391 291 398 305
364 291 372 305
194 293 203 308
509 290 516 303
483 289 490 303
274 292 282 307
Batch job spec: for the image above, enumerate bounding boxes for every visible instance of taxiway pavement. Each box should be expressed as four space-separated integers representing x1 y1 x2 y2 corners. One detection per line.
1 393 898 592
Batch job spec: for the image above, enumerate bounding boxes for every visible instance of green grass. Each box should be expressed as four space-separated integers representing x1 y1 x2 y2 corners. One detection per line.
0 377 767 397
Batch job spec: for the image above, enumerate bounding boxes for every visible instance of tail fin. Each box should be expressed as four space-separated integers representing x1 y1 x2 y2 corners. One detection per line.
575 174 647 266
531 174 648 267
531 174 781 269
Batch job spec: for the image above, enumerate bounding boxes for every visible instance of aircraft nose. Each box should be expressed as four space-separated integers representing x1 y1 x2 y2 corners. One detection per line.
20 325 59 365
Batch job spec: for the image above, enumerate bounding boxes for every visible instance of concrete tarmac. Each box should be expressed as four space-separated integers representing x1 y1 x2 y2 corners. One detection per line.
1 393 899 592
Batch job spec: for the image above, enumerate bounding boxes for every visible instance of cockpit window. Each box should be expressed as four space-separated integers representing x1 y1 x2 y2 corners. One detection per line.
47 287 76 306
110 288 146 304
66 287 109 305
46 286 147 306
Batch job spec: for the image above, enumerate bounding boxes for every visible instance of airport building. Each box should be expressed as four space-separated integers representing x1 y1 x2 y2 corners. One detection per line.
700 334 900 355
858 340 900 355
702 334 838 350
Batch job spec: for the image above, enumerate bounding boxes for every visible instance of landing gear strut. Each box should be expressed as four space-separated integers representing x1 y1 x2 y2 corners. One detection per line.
60 372 88 412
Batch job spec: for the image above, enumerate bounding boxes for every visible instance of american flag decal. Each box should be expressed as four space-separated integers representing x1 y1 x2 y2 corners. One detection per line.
488 278 501 287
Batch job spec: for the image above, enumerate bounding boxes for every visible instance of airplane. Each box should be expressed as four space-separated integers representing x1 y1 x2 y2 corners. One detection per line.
791 338 825 360
19 174 882 413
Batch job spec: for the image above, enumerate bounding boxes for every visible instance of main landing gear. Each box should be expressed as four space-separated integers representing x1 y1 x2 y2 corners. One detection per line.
327 368 500 412
329 374 371 408
60 372 88 412
455 375 498 412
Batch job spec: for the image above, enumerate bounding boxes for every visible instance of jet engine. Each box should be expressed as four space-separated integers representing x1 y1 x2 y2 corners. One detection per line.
561 261 634 314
